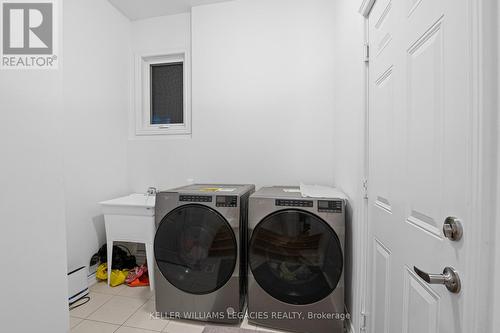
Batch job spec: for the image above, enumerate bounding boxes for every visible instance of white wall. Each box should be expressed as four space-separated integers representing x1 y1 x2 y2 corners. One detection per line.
0 16 68 333
492 0 500 331
128 0 336 191
63 0 131 272
331 1 366 331
496 3 500 328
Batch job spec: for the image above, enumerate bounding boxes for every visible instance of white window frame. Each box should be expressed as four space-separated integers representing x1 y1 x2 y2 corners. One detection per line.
134 51 191 136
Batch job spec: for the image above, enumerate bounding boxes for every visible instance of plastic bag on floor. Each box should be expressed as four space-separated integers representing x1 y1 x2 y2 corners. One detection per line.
110 269 129 287
125 264 150 287
125 264 148 284
96 263 107 281
95 263 129 287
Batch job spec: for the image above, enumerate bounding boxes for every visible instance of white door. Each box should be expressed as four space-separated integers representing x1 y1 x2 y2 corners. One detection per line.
366 0 470 332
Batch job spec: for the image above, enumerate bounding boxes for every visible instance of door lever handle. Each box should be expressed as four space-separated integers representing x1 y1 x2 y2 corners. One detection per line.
413 266 461 294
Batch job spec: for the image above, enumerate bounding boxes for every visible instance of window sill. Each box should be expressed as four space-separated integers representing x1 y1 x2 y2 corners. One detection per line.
135 128 191 136
130 132 192 141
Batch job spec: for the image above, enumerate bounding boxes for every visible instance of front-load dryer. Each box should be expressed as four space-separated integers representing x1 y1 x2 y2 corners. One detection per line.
154 184 254 324
248 186 346 333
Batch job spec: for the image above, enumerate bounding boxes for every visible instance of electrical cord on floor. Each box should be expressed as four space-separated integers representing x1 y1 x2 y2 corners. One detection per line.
69 296 90 311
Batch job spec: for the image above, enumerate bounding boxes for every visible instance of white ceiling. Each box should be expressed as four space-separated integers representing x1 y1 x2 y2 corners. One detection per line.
108 0 235 21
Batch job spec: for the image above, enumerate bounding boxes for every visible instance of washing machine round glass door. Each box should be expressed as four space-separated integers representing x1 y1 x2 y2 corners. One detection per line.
154 204 237 294
249 209 343 305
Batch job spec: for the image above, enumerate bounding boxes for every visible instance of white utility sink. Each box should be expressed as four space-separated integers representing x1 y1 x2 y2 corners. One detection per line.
99 193 156 290
100 193 155 216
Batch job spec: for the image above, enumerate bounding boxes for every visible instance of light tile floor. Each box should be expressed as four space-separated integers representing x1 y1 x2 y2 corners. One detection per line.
69 282 285 333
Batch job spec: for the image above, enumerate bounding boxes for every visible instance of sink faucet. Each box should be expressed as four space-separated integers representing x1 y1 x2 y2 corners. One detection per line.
146 187 157 196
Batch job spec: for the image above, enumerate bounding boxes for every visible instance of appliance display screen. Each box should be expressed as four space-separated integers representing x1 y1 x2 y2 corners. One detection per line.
318 201 330 209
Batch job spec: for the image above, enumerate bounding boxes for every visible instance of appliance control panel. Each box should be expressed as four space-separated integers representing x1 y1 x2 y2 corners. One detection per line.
216 195 238 207
275 199 313 207
179 195 212 203
317 200 343 213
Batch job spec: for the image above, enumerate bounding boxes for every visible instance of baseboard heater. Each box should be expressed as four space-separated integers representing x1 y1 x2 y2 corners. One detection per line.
68 266 89 304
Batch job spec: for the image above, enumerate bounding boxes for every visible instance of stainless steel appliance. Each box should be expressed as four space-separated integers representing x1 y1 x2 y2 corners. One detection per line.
154 184 254 324
248 186 346 333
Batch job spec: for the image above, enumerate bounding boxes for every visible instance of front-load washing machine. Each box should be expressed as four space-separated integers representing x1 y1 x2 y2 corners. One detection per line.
154 184 254 324
248 186 346 333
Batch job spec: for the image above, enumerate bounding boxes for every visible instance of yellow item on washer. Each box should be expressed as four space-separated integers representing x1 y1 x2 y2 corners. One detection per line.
199 187 221 192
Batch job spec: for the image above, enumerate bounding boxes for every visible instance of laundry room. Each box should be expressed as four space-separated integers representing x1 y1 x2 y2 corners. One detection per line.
1 0 499 333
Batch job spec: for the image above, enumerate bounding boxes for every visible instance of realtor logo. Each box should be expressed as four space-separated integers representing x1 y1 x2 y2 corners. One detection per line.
1 0 58 69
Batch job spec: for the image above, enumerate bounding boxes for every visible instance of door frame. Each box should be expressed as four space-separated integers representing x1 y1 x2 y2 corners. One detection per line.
358 0 498 332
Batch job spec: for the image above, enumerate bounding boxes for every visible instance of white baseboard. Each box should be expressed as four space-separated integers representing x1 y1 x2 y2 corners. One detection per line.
346 320 355 333
87 272 98 287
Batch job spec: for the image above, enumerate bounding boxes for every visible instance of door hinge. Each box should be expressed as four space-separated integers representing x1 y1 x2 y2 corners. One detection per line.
360 312 368 331
362 179 368 199
364 43 370 62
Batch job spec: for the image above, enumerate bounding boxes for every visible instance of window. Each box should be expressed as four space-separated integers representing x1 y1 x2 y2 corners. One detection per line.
150 62 183 125
134 52 191 136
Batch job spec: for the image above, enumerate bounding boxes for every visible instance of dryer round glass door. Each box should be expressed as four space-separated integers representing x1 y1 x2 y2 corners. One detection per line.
154 204 237 294
249 209 343 305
